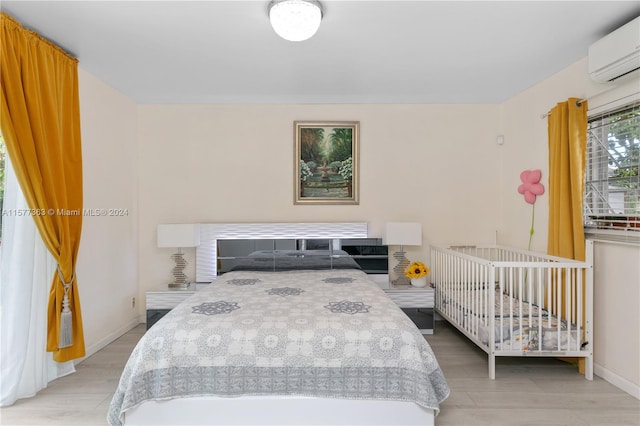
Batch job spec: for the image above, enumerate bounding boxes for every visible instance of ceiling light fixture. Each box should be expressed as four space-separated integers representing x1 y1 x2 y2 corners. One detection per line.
269 0 323 42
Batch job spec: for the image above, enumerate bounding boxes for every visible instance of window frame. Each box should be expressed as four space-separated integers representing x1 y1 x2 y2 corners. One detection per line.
583 100 640 243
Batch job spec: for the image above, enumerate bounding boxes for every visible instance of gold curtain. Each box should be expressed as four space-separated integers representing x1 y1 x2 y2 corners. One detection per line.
0 13 85 362
547 97 588 261
547 97 588 374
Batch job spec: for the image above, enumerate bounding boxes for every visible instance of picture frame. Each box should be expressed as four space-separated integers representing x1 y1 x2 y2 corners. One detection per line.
294 121 359 205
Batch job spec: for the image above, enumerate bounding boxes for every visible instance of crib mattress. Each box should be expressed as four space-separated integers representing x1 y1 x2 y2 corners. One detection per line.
440 291 582 351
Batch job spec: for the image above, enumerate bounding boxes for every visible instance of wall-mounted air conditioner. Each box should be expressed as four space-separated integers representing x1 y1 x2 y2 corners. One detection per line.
588 16 640 82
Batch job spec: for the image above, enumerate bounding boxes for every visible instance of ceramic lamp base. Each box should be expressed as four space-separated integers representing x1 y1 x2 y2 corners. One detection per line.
169 251 189 288
392 250 410 286
168 282 190 289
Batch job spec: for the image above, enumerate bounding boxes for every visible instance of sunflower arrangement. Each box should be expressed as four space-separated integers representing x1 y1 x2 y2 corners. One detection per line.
404 261 430 279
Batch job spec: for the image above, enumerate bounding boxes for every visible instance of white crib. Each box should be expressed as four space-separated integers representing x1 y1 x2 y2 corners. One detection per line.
431 242 594 380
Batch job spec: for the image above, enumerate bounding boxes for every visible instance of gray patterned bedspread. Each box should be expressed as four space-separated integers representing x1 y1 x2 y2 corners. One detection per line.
108 269 449 425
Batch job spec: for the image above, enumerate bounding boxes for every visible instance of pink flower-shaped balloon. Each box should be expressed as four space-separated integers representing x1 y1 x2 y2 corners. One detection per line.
518 169 545 204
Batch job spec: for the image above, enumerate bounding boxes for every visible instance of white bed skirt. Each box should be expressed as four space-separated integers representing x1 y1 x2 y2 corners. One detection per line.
124 395 435 426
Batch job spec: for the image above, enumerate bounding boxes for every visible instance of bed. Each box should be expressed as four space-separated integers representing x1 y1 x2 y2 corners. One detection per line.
108 222 449 425
431 242 594 380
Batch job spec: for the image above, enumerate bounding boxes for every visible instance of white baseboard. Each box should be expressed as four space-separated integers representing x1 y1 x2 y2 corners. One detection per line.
594 363 640 400
74 316 144 365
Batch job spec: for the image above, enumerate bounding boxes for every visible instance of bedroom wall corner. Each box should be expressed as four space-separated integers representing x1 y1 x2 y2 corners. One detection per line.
500 57 640 398
76 68 140 357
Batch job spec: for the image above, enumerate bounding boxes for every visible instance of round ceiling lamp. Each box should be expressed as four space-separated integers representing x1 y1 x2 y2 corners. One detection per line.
269 0 323 42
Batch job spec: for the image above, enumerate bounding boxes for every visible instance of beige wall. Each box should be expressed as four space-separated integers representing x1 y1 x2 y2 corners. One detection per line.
137 104 502 292
76 58 639 396
592 241 640 398
76 69 139 356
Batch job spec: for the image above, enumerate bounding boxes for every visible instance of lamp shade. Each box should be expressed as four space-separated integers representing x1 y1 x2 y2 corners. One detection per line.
157 224 200 248
382 222 422 246
269 0 322 42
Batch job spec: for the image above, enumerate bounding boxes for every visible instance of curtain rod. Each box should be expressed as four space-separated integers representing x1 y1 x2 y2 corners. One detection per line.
540 88 640 120
540 98 586 119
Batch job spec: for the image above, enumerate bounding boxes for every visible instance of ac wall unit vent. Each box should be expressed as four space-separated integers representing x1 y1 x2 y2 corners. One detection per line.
588 16 640 82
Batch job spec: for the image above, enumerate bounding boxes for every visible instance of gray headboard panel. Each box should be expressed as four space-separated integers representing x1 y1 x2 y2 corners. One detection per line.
195 222 368 282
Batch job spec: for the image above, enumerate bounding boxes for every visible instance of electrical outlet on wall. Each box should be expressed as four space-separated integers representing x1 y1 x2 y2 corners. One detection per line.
132 297 136 308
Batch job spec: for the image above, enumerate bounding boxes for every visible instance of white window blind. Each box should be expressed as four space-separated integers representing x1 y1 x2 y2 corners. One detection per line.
584 101 640 232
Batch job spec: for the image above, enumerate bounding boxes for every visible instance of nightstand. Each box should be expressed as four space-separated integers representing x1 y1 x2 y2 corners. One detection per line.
367 273 390 289
384 284 435 334
146 283 204 330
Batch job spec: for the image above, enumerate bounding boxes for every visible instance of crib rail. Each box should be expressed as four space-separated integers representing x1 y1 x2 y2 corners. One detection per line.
431 243 594 380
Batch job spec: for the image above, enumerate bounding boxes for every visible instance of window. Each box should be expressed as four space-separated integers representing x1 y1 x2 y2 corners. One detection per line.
584 102 640 233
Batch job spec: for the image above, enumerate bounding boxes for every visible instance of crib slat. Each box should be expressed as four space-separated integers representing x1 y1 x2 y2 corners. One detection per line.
432 243 593 380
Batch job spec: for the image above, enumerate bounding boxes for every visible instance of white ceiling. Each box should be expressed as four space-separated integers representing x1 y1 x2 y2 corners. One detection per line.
3 1 640 104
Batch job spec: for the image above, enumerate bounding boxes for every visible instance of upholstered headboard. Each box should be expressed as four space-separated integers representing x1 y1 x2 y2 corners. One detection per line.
195 222 370 282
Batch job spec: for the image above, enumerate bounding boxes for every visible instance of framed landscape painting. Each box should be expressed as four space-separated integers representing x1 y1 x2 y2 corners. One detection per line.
294 121 359 205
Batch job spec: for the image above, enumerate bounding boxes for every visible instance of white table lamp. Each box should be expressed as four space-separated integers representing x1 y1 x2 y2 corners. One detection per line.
158 224 200 288
383 222 422 285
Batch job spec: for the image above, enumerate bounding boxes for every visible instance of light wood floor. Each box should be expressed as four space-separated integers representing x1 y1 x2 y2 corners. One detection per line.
1 321 638 425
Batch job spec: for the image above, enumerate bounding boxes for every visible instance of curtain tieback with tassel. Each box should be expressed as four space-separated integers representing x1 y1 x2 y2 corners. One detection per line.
56 266 75 349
